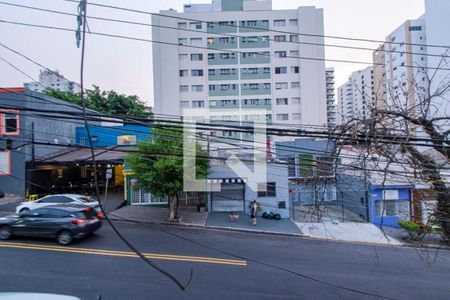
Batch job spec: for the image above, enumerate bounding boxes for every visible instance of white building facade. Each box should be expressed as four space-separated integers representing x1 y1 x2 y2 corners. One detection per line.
24 70 81 94
337 66 374 125
325 67 336 128
152 0 327 137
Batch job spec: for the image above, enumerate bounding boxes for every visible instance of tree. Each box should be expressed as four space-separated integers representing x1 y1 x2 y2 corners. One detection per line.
334 59 450 241
126 127 208 220
44 86 151 119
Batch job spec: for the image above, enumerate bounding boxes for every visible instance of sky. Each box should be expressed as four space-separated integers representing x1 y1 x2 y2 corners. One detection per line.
0 0 426 106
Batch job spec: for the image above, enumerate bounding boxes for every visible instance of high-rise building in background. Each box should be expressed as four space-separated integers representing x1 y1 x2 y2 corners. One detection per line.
152 0 327 141
373 0 449 123
325 67 336 128
336 66 374 125
24 70 81 94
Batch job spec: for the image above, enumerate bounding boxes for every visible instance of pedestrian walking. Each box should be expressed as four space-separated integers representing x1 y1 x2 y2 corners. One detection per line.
250 200 258 226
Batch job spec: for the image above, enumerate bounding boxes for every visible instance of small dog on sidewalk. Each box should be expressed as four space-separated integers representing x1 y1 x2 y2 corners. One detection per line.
228 212 239 221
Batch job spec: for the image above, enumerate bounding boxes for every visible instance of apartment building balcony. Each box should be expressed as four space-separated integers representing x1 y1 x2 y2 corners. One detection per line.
241 83 271 95
207 21 237 34
238 20 270 33
207 37 237 49
209 84 239 96
208 53 238 65
240 52 270 64
208 69 239 81
209 99 239 109
240 67 271 80
239 36 270 49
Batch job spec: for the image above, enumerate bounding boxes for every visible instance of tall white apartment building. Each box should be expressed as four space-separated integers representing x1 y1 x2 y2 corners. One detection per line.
337 66 374 125
152 0 327 137
424 0 450 122
325 67 336 128
24 70 81 94
380 19 428 112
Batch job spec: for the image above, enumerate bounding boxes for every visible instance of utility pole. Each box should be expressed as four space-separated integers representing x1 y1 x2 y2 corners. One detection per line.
31 122 35 163
363 154 370 222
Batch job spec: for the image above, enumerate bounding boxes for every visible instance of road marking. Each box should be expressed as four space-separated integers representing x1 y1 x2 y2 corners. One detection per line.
0 241 247 266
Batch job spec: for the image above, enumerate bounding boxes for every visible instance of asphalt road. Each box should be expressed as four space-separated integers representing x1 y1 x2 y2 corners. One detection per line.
0 221 449 300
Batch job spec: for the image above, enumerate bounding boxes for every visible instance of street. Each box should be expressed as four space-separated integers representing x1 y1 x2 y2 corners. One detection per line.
0 221 449 300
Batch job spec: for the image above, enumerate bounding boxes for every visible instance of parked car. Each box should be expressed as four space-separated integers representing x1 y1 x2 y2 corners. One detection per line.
0 204 102 245
15 194 100 214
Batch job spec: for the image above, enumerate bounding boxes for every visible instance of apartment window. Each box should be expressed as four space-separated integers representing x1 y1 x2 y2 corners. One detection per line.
246 20 257 27
179 70 188 77
275 82 288 90
261 20 269 27
178 22 187 29
178 38 188 45
117 135 137 145
208 53 215 60
291 82 300 89
220 53 235 59
409 26 422 31
289 19 298 26
179 54 188 61
191 54 203 61
208 69 216 76
263 67 270 74
190 38 202 46
219 37 235 43
290 50 299 57
276 114 289 121
3 112 19 135
274 35 286 42
179 85 189 92
273 20 286 27
291 97 301 104
274 51 287 58
190 22 202 30
192 100 205 108
275 67 287 74
191 69 204 77
263 83 271 89
257 182 277 197
292 113 301 120
180 101 189 108
191 85 204 92
276 98 288 105
290 35 299 42
264 99 272 105
291 66 299 73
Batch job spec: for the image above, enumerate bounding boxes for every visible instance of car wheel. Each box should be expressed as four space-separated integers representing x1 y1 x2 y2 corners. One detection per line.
0 226 12 240
56 230 73 245
19 208 30 213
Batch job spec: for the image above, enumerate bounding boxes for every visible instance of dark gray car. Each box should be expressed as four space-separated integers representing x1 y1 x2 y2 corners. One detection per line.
0 205 101 245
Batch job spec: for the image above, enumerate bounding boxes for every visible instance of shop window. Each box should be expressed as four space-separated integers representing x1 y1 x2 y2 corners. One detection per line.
0 151 10 175
257 182 276 197
117 135 137 145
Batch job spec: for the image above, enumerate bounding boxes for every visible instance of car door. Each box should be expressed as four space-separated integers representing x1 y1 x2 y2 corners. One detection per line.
12 209 48 237
27 208 68 237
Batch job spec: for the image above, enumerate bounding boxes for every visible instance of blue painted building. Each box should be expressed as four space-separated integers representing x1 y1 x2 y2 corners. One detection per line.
370 185 413 227
76 124 151 147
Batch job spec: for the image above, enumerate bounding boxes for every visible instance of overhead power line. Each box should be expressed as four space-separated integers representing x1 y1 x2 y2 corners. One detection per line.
0 1 447 59
2 19 450 71
60 0 450 50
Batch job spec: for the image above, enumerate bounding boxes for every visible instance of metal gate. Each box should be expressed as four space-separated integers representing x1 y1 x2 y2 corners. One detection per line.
211 183 245 212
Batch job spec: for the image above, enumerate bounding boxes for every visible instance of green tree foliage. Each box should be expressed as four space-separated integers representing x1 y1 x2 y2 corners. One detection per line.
126 127 208 219
44 86 151 118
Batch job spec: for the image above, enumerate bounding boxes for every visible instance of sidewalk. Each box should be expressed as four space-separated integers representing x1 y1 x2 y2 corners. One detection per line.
294 222 403 246
109 206 300 235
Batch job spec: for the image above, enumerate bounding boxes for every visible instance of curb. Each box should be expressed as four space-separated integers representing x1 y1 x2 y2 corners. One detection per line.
205 225 302 237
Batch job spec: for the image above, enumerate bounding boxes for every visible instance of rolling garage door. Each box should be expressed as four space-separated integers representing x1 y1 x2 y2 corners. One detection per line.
211 182 245 212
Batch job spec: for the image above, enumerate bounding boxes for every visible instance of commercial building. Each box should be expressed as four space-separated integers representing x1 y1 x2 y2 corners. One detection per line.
152 0 327 139
24 69 81 94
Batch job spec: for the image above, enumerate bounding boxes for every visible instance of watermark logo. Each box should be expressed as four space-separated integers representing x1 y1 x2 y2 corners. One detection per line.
182 108 268 193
